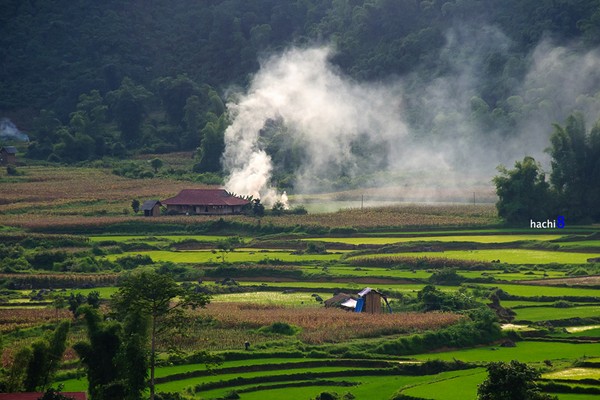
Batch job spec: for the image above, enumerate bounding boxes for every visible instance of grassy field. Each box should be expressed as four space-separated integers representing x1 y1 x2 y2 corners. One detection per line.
412 341 600 363
105 249 343 263
513 305 600 322
353 249 600 264
401 368 486 400
306 234 566 245
2 175 600 400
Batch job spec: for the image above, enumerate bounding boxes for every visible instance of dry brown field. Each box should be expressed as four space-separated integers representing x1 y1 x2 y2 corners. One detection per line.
0 165 498 230
196 303 462 345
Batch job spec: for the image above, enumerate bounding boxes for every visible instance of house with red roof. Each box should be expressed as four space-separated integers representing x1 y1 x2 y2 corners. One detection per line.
162 189 250 215
0 393 87 400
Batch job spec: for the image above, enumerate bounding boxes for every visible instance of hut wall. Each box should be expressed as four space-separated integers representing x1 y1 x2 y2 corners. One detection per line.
364 292 382 314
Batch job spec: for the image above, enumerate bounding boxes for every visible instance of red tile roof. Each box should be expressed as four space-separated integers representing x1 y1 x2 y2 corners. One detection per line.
162 189 250 207
0 393 87 400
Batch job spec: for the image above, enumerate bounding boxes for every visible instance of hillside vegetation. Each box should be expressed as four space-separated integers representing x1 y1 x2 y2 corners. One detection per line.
3 1 600 185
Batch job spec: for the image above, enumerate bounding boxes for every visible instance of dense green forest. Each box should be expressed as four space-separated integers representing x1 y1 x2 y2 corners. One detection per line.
2 0 600 181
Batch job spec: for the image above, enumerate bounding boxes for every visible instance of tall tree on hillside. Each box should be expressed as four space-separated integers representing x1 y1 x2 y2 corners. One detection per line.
112 270 210 400
195 114 227 173
154 75 199 124
106 78 152 147
548 113 600 221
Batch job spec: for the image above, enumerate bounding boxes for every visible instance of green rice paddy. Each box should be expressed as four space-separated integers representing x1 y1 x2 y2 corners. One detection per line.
413 341 600 363
355 248 600 264
105 249 342 263
307 234 565 245
513 305 600 322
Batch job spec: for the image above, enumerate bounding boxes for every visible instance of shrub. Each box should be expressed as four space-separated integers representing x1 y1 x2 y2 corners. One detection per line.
259 322 298 336
115 254 153 270
6 164 18 175
553 300 574 308
315 392 339 400
428 268 467 285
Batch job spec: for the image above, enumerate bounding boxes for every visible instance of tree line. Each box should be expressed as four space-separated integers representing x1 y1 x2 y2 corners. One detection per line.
494 112 600 224
4 0 600 174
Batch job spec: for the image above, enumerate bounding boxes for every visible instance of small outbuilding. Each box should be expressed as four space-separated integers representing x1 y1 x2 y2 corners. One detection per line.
324 292 356 310
162 189 250 215
355 287 392 314
0 146 17 165
141 199 162 217
324 287 392 314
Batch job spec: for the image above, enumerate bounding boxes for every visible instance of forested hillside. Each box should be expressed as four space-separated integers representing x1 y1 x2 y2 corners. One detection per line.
2 0 600 183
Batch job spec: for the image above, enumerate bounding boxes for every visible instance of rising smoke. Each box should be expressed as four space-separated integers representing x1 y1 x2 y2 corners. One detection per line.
0 118 29 142
222 26 600 205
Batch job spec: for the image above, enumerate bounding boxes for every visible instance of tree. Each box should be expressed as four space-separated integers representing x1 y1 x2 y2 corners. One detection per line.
194 114 226 173
106 78 152 147
24 321 70 391
112 270 210 400
548 113 600 221
2 347 31 392
149 158 163 173
38 385 78 400
154 75 199 124
74 306 128 400
493 157 554 224
477 360 557 400
215 236 241 263
131 199 140 214
251 198 265 217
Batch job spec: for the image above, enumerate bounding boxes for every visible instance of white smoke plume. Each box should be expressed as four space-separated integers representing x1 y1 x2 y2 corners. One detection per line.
223 47 410 204
222 28 600 205
0 118 29 142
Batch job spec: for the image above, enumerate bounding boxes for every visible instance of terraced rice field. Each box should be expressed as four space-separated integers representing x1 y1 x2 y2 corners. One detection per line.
353 249 600 264
306 234 566 245
105 250 343 263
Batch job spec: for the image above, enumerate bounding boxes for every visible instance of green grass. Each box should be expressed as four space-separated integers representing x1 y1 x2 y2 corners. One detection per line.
513 305 600 322
354 249 600 264
154 358 325 378
558 240 600 250
104 249 342 263
89 235 248 243
478 283 600 298
401 368 486 400
412 341 600 363
155 366 377 393
192 370 480 400
543 368 600 380
307 234 565 245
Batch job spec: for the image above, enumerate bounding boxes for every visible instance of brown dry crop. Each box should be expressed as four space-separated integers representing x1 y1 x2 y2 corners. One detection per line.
194 303 462 344
0 307 71 332
0 165 498 230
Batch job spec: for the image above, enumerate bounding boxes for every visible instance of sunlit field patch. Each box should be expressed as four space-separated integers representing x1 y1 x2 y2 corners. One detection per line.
566 325 600 333
543 368 600 380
